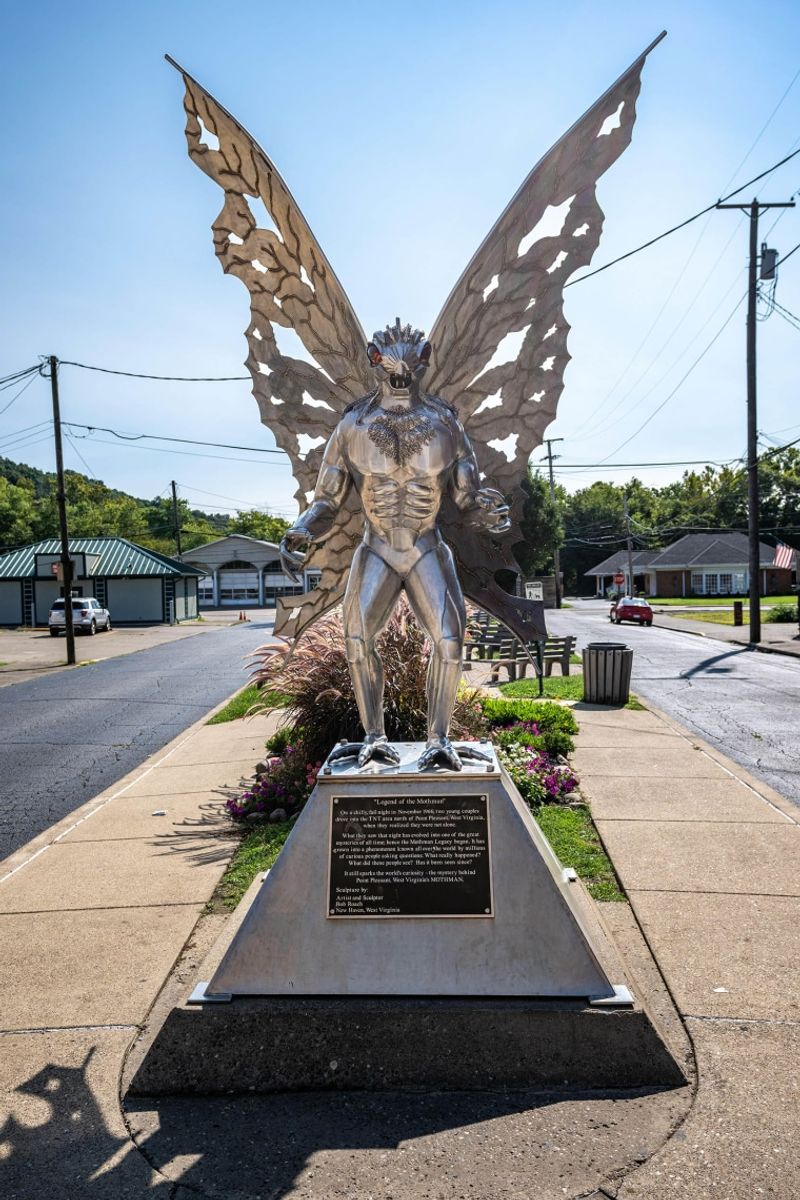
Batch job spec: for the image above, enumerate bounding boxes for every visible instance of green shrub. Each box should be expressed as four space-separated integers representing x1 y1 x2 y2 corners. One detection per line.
765 603 797 623
480 696 578 736
494 724 575 757
265 726 293 755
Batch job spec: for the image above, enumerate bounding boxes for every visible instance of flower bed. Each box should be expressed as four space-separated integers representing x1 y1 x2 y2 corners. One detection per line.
227 691 581 824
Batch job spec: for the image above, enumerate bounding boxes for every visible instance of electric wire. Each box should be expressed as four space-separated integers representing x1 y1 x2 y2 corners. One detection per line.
0 371 39 418
594 291 748 463
565 143 800 289
62 421 289 457
58 360 249 382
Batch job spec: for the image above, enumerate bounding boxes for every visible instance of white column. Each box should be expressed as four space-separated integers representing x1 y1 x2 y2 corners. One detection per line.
212 569 220 607
258 568 265 607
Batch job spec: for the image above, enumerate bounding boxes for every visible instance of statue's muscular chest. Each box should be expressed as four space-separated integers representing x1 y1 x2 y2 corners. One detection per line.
343 407 457 480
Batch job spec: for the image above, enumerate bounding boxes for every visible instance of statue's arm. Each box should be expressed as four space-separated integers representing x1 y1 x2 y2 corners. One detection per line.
280 426 352 581
449 421 511 534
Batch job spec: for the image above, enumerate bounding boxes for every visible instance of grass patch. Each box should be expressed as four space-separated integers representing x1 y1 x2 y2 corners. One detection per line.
207 684 287 724
214 822 293 910
536 804 625 902
671 610 741 625
652 595 796 608
500 674 584 701
500 673 645 710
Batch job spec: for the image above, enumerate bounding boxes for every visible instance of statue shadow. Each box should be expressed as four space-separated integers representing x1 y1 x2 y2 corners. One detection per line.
0 1047 171 1198
2 1041 678 1198
125 1081 675 1199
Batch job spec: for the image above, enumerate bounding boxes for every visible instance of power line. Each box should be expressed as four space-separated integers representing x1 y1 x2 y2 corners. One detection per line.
59 360 249 382
566 143 800 288
62 421 289 456
67 432 294 467
595 291 748 463
0 371 39 418
0 364 41 390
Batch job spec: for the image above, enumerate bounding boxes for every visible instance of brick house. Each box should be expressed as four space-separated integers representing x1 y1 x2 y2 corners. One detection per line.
587 532 794 598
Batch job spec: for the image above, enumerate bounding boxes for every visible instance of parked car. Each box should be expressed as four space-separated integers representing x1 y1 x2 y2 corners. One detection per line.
49 597 112 636
610 596 653 626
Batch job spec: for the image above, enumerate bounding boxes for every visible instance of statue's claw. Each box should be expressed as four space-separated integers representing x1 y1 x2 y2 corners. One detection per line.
418 737 463 772
327 738 401 768
454 744 493 763
327 742 364 763
418 739 493 772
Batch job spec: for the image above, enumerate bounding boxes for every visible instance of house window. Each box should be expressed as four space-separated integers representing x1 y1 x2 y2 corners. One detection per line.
705 573 718 594
719 573 733 595
734 572 746 593
691 573 704 594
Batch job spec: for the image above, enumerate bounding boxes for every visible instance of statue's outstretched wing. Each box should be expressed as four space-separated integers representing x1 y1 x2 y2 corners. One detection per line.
427 34 665 641
168 58 371 639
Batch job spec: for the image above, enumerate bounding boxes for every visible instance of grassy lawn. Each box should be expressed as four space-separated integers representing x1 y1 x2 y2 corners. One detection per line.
214 823 292 910
207 684 288 724
499 674 645 710
651 595 796 608
536 805 625 902
501 674 584 701
215 805 625 910
671 607 796 626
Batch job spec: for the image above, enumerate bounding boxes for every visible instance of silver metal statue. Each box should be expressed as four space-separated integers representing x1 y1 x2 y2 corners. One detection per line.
168 34 662 767
281 320 510 769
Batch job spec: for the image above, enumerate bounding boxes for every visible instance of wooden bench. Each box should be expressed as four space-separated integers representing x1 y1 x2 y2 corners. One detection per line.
463 628 576 688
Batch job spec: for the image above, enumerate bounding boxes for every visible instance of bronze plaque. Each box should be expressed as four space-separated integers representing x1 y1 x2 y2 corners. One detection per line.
328 793 492 918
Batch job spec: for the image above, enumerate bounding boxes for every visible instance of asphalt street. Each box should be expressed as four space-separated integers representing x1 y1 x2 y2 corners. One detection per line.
0 618 276 863
549 599 800 808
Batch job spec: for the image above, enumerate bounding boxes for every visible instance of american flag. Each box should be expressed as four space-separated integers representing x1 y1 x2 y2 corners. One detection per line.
772 542 795 570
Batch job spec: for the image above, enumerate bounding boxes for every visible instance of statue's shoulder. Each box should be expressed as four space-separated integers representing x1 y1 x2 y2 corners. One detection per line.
423 392 461 426
342 390 379 421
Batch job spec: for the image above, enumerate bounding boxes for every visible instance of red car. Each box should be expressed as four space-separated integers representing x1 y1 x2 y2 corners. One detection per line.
610 597 653 626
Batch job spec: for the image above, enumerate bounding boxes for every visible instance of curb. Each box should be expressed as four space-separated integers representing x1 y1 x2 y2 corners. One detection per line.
0 680 259 883
653 616 800 661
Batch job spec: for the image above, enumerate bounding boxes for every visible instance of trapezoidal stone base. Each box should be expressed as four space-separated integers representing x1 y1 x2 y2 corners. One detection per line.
128 994 687 1094
128 743 685 1094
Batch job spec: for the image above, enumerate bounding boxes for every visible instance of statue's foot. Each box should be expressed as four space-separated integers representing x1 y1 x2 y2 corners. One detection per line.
418 737 493 772
419 734 494 772
327 736 401 769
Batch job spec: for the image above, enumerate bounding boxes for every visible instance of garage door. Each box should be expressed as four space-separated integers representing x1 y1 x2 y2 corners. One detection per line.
107 578 163 622
0 581 22 625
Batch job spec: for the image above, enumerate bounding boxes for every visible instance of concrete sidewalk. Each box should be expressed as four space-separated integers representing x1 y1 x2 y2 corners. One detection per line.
653 608 800 659
573 701 800 1198
1 690 798 1197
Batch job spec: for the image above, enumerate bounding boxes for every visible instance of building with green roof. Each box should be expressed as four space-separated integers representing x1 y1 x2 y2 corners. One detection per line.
0 537 204 627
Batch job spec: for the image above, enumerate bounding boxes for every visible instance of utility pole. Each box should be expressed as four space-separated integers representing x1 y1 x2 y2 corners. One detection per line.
623 493 635 596
716 196 795 644
543 438 564 608
170 480 183 556
48 355 76 665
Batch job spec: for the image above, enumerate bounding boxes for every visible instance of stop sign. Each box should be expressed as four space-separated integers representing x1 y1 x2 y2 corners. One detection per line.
613 572 625 585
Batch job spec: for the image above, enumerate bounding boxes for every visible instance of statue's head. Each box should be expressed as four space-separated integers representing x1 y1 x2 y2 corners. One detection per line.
367 319 431 399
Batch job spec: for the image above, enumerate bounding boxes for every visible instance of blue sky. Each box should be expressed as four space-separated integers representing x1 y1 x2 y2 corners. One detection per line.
2 0 799 519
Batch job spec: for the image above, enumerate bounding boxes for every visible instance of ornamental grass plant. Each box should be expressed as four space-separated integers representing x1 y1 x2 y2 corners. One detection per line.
247 598 485 766
226 612 582 823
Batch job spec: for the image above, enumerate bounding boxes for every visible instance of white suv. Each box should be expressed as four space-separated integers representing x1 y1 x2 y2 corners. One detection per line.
49 597 112 637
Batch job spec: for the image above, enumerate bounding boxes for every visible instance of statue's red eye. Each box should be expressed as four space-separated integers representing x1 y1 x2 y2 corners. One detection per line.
367 344 383 365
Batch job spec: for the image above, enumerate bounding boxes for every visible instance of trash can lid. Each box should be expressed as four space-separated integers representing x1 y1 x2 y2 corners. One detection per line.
585 642 630 651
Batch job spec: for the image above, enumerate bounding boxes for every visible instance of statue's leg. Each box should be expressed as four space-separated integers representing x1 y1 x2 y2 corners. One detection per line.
404 541 465 743
342 543 403 741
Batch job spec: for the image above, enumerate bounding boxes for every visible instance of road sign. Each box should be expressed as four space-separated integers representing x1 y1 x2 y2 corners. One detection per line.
613 572 625 585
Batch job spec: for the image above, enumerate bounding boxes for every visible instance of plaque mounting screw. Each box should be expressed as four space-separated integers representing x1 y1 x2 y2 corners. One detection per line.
323 766 332 775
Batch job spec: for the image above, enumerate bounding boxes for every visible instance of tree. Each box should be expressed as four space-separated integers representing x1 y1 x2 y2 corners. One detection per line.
513 469 563 577
228 510 290 543
0 476 37 547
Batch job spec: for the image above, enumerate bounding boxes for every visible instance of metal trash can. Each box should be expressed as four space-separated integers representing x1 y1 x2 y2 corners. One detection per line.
582 642 633 705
